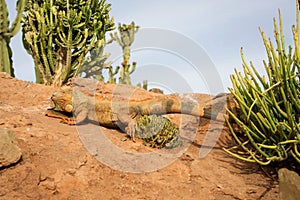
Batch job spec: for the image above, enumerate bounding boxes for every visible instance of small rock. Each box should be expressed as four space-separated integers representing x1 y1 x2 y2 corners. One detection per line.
149 88 164 94
0 129 22 168
279 168 300 200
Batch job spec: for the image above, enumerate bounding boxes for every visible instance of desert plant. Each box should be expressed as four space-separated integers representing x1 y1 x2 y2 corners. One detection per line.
80 21 146 88
110 22 139 84
224 4 300 165
137 80 148 91
118 61 136 84
22 0 114 86
107 65 120 84
80 44 112 80
135 114 182 148
0 0 26 77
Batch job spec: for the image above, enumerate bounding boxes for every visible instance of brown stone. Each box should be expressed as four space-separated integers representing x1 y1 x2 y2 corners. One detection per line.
0 129 22 168
279 168 300 200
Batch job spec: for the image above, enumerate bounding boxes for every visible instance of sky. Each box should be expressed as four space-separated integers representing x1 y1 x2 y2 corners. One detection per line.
7 0 297 94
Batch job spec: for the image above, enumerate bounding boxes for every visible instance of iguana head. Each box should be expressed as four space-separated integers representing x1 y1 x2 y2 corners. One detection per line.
50 88 73 113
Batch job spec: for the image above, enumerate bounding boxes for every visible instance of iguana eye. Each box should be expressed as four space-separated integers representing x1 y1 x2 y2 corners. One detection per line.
65 104 73 112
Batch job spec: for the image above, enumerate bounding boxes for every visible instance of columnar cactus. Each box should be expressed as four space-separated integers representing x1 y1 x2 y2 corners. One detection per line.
137 80 148 91
80 44 112 80
22 0 114 86
110 22 139 85
0 0 26 77
119 61 136 85
107 65 120 84
110 22 139 64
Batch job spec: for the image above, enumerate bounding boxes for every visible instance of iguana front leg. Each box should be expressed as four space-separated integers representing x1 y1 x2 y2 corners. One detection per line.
116 105 143 141
125 118 138 142
74 107 89 124
45 109 76 125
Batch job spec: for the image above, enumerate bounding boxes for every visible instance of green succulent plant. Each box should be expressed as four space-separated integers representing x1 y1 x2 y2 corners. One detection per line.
135 114 182 149
224 4 300 166
22 0 114 86
109 22 139 85
0 0 26 76
80 44 112 81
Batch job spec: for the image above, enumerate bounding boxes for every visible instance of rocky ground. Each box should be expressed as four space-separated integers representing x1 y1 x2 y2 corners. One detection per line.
0 72 279 200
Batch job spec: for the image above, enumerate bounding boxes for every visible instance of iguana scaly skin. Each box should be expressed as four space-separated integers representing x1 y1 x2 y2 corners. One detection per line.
46 78 229 140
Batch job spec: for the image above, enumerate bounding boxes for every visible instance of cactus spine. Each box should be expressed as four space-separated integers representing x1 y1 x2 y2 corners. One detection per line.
22 0 114 86
0 0 26 77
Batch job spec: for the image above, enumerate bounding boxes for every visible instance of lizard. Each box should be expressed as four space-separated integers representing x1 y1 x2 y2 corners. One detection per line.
46 78 230 143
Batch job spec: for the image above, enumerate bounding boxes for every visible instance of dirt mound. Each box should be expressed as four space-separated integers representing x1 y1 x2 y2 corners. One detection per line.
0 72 278 199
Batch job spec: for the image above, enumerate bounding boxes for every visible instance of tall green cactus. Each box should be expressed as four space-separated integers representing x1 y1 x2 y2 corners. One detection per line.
119 61 136 84
22 0 114 86
110 22 139 85
80 44 112 80
0 0 26 77
110 22 139 64
107 65 120 84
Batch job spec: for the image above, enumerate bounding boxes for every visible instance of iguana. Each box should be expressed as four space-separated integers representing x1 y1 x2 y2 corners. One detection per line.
46 78 229 145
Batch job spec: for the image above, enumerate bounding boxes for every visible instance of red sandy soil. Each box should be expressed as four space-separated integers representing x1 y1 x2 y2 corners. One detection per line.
0 72 278 199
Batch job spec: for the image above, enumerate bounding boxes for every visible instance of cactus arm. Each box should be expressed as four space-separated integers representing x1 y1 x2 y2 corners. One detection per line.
8 0 26 36
108 66 120 83
0 0 9 35
0 38 13 75
119 61 136 85
64 15 73 83
46 0 57 74
35 5 53 82
0 0 25 76
0 0 10 74
54 4 73 86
